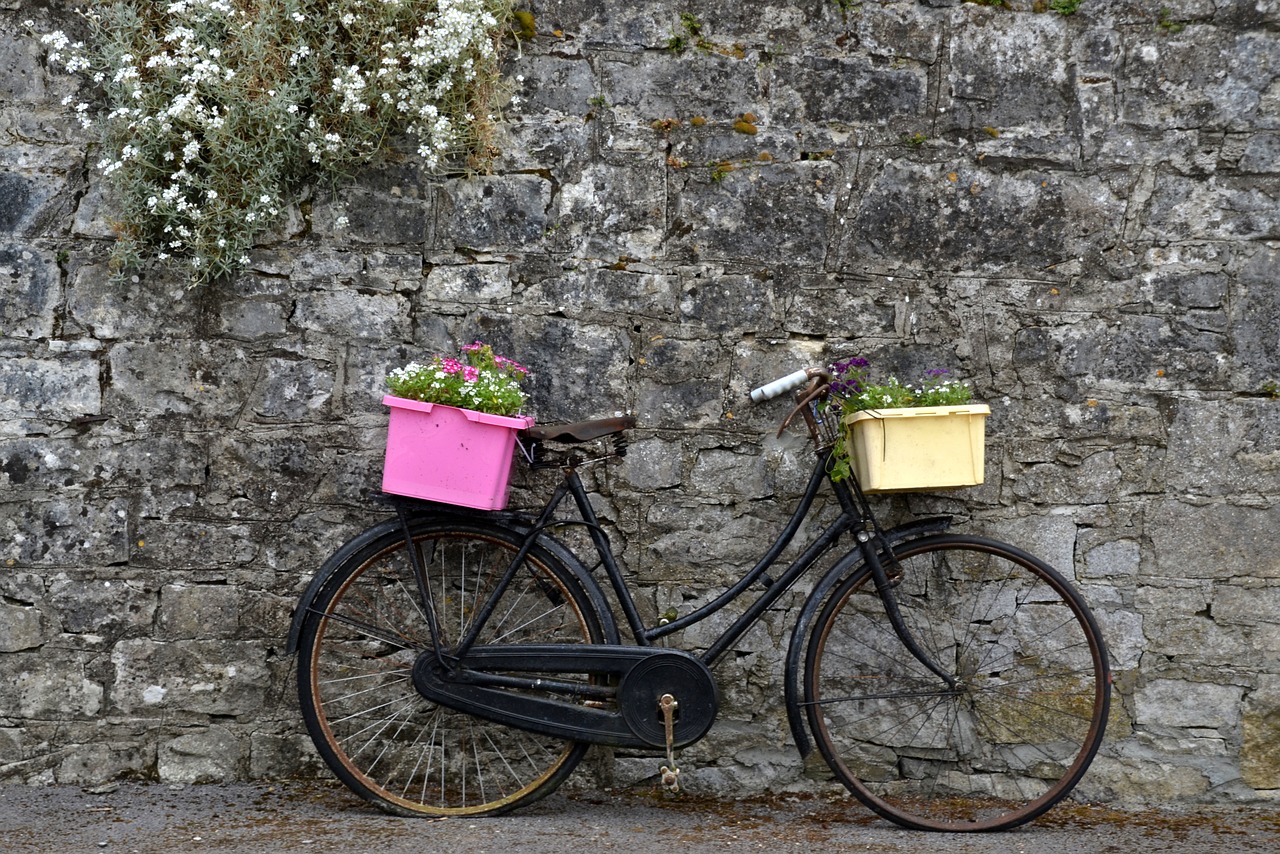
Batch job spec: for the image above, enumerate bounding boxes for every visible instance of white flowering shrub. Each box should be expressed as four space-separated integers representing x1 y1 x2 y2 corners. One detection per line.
32 0 513 285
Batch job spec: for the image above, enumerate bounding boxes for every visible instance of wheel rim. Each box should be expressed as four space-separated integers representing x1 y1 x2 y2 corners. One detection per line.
806 538 1109 831
302 528 597 816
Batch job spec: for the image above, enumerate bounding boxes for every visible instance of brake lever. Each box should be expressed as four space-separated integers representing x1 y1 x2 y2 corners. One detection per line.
776 380 831 438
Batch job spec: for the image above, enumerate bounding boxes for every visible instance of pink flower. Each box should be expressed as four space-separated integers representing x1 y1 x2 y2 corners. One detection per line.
495 355 527 374
440 358 463 374
462 341 485 352
463 366 479 382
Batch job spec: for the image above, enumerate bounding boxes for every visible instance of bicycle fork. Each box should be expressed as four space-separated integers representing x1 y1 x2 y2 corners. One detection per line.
858 531 959 690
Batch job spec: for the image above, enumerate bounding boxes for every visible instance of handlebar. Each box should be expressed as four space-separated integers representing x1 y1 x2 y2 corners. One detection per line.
749 369 812 403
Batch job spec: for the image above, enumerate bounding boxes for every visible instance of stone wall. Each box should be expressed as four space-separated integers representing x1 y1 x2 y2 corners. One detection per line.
3 0 1280 805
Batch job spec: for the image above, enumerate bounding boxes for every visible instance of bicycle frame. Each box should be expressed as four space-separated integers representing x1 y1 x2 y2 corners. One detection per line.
439 446 852 667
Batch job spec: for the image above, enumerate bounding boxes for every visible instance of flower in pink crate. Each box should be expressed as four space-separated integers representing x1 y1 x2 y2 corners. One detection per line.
386 342 529 416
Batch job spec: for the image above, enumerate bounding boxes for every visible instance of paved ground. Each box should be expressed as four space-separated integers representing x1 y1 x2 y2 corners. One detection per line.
2 780 1278 854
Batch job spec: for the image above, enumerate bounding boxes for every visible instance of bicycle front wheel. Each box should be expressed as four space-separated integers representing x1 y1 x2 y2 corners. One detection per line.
804 534 1110 831
296 517 606 817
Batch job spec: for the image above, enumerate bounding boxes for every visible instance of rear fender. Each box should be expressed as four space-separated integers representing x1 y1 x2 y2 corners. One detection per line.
285 507 617 655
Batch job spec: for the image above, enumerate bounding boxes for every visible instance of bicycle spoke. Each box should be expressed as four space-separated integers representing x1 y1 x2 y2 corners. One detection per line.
298 519 603 817
804 535 1109 831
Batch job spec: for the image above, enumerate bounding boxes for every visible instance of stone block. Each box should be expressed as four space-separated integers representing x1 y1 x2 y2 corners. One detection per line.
1119 28 1280 131
1134 582 1239 663
0 603 42 652
158 726 242 784
1081 537 1142 580
1165 399 1280 496
0 28 47 102
506 319 630 421
1239 131 1280 173
292 290 412 341
772 54 928 127
157 584 241 641
0 653 103 719
1135 679 1243 730
549 160 666 259
201 428 357 512
47 574 156 637
1147 501 1280 580
942 10 1072 131
0 497 129 568
56 741 152 785
599 50 762 123
511 52 599 117
129 518 257 572
1093 606 1146 671
0 355 99 420
690 447 772 501
679 272 775 334
526 265 679 321
1233 248 1280 385
1144 173 1280 244
106 340 256 421
335 186 431 245
0 244 59 338
425 263 513 302
842 162 1122 274
634 336 727 429
671 161 836 267
620 437 686 490
67 265 198 339
249 731 327 779
215 298 289 341
440 174 551 251
110 639 269 716
248 357 336 421
979 515 1078 581
1242 677 1280 789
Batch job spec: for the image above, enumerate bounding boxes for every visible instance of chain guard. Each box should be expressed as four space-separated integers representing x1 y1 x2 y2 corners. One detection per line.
618 651 719 748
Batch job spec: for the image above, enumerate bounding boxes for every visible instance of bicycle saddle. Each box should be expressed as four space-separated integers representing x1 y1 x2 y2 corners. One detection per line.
523 416 636 444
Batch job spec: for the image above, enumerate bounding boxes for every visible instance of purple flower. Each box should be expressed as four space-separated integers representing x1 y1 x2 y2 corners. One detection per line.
925 368 950 378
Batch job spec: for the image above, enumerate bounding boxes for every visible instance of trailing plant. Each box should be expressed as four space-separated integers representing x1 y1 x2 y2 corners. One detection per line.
30 0 513 286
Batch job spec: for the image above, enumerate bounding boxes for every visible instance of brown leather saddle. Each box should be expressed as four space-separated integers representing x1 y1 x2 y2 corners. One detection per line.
523 415 636 444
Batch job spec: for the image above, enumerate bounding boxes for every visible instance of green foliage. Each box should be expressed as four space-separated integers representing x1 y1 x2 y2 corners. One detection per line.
31 0 512 287
1048 0 1082 14
1158 7 1187 32
902 132 928 148
668 11 710 53
386 342 530 416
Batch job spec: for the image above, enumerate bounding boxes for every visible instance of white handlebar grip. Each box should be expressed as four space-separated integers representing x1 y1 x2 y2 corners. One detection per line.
749 370 810 403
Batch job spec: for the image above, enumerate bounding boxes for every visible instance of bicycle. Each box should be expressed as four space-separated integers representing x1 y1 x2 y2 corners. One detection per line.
286 368 1111 832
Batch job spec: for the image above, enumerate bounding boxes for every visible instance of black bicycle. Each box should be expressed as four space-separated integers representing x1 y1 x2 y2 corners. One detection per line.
287 369 1111 832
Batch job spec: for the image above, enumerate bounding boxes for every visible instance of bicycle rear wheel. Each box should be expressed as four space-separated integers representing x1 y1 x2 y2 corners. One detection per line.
803 534 1110 831
296 516 605 816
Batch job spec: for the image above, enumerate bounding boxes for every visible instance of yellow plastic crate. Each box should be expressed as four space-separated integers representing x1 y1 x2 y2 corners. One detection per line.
842 404 990 493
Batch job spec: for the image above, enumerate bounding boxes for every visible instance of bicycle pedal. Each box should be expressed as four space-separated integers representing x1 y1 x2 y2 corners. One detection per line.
660 764 680 792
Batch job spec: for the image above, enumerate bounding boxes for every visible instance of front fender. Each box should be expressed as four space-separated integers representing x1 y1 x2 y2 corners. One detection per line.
782 515 953 759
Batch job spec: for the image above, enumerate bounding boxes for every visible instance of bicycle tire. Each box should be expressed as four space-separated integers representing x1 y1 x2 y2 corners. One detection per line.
296 516 606 817
803 534 1110 831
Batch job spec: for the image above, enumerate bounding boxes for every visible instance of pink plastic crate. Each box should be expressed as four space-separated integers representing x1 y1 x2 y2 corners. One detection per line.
381 395 534 510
